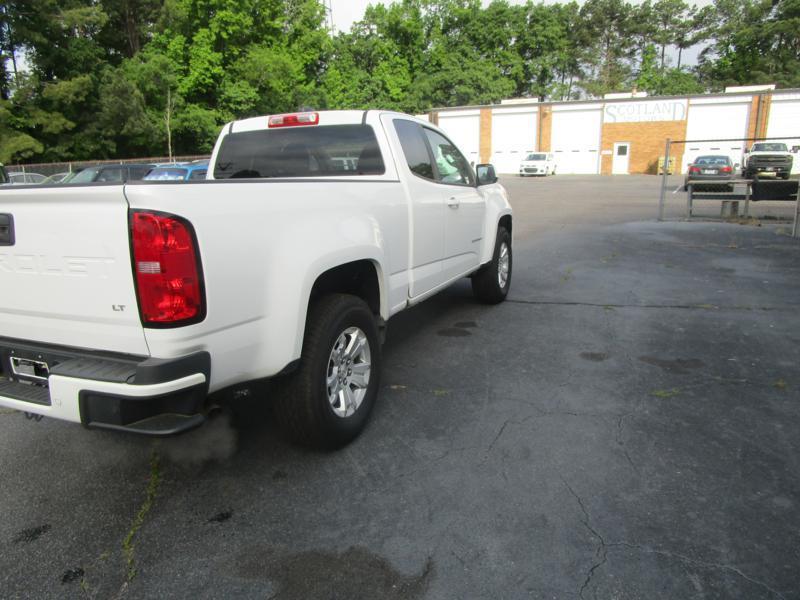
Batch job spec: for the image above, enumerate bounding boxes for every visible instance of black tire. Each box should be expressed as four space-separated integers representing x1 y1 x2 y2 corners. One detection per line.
273 294 381 449
471 226 512 304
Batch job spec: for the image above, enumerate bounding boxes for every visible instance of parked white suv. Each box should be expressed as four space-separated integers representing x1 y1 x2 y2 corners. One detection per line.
0 110 513 448
519 152 556 176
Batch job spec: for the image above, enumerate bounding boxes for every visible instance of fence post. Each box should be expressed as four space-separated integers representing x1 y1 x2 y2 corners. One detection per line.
658 138 671 221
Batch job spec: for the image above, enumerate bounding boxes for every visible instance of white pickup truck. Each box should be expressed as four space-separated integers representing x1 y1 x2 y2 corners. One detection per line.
0 110 512 448
742 142 794 179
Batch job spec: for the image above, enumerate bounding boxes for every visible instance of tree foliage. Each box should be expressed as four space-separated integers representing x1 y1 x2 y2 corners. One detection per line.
1 0 796 164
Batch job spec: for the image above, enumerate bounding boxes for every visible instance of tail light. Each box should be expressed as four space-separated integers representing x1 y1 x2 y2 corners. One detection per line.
720 166 732 173
268 112 319 128
689 166 701 174
131 210 205 327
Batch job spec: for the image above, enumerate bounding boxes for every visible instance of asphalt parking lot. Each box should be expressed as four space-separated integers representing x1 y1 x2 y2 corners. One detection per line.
2 175 799 599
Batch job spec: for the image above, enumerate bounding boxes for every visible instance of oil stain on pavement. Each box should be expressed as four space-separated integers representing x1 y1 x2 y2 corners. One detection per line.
12 523 50 544
235 546 433 600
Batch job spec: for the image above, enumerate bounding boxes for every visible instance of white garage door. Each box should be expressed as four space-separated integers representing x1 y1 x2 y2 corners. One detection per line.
490 108 537 174
766 95 800 174
437 110 481 165
684 99 751 173
551 106 602 174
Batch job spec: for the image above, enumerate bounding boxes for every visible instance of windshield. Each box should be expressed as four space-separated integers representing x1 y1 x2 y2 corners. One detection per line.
144 168 188 181
59 171 81 183
526 153 546 161
68 167 101 183
752 143 788 152
214 125 385 179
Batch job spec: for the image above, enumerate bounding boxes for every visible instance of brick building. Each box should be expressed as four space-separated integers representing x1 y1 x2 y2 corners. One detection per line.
420 86 800 176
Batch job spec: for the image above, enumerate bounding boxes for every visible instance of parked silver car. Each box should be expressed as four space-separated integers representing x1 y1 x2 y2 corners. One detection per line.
7 172 47 185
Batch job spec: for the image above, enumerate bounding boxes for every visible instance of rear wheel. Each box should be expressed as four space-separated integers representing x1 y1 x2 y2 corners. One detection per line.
273 294 380 449
472 226 512 304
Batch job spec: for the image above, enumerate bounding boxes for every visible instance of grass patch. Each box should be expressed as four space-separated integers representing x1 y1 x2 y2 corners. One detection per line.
651 388 681 399
122 450 162 581
731 217 762 227
601 253 619 264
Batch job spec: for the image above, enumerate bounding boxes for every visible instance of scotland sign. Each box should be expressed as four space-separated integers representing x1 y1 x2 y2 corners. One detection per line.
604 100 688 123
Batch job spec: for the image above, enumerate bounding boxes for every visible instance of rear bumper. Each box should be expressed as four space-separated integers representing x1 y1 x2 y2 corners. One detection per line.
0 337 210 436
686 175 733 182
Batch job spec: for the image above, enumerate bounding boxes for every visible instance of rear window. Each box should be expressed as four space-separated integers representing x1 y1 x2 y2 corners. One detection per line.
695 156 730 165
214 125 385 179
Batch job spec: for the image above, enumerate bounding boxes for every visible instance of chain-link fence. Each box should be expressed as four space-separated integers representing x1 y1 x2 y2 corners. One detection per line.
5 155 211 178
656 135 800 237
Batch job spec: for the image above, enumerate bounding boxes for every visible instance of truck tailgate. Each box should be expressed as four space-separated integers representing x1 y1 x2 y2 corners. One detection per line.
0 185 148 355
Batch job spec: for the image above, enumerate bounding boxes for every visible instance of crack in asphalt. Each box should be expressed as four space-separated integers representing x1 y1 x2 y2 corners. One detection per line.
558 479 790 600
505 299 798 312
615 411 639 473
608 542 790 599
561 479 607 600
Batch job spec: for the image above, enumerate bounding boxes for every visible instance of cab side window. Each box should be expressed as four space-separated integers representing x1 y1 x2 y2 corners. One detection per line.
393 119 434 180
422 128 474 186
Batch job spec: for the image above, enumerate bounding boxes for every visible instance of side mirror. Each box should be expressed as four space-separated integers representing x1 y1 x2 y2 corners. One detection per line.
476 163 498 185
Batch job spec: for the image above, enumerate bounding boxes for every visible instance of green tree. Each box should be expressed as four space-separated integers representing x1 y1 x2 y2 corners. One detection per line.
579 0 636 96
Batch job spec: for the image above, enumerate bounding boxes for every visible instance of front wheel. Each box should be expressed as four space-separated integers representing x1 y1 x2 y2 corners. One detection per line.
273 294 381 449
472 226 512 304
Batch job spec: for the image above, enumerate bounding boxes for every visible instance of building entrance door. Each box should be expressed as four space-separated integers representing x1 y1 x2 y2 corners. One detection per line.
612 142 631 174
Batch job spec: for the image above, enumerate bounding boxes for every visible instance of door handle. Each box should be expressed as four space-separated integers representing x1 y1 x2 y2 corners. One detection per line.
447 196 460 208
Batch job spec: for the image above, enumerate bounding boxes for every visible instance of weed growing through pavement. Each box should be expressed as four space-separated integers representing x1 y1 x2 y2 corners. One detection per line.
122 449 161 581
